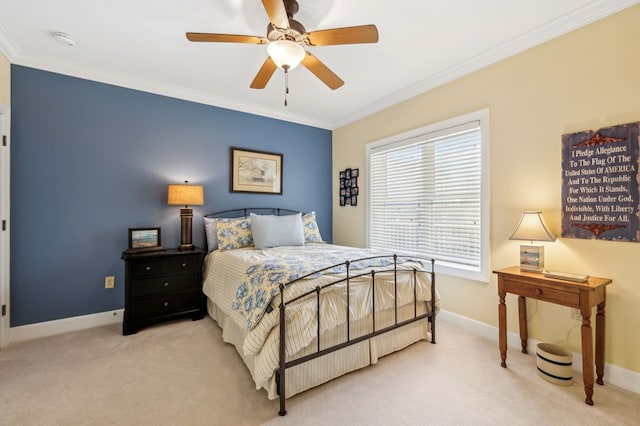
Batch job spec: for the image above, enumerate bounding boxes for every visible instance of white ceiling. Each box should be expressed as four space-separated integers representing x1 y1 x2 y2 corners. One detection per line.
0 0 637 130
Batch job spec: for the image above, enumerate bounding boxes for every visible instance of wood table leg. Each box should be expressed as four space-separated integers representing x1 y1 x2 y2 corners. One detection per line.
499 288 507 368
595 300 606 385
580 311 595 406
517 295 528 354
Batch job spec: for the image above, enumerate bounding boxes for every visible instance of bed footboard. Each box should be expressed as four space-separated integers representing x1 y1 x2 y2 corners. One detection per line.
276 255 436 416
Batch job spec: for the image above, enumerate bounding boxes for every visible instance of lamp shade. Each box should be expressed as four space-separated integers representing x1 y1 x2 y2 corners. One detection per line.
509 211 556 242
167 181 204 207
267 40 305 70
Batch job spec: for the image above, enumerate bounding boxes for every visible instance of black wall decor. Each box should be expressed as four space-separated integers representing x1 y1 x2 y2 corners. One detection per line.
339 168 359 206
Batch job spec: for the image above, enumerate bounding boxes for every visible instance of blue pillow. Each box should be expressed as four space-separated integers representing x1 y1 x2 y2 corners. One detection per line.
250 213 305 249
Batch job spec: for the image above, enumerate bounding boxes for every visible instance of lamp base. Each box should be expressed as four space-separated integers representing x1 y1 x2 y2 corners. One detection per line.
519 244 544 272
179 207 194 251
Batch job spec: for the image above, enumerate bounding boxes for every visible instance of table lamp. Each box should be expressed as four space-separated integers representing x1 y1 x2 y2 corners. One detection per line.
168 180 204 251
509 211 555 271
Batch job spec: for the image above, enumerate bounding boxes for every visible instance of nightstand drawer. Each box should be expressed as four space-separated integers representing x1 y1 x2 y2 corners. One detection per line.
130 260 167 277
130 256 201 278
164 256 201 274
128 291 202 321
504 280 579 307
130 273 200 298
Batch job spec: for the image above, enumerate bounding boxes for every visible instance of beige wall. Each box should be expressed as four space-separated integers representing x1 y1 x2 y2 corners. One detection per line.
0 52 9 105
333 5 640 375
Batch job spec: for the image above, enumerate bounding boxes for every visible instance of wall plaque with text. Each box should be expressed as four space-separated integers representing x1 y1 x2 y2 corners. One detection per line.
561 122 639 241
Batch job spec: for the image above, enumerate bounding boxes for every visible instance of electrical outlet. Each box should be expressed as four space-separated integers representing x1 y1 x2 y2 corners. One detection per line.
105 276 115 289
570 308 582 321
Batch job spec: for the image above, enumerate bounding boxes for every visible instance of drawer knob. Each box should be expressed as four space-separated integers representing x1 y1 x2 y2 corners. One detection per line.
181 262 187 268
163 302 169 307
535 288 542 296
163 282 169 287
145 266 152 271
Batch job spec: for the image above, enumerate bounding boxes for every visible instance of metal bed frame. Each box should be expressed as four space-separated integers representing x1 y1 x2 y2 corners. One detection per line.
204 208 437 416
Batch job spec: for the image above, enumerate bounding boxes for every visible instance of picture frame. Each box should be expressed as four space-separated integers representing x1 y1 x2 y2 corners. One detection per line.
231 147 283 194
351 168 359 178
127 227 164 253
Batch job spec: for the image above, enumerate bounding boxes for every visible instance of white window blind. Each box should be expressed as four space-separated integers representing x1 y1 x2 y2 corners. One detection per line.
367 111 489 281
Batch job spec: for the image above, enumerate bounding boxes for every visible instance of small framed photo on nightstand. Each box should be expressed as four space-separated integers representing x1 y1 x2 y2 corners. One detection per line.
127 227 165 253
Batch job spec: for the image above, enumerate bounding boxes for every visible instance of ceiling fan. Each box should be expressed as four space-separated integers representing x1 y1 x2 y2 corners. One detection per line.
186 0 378 100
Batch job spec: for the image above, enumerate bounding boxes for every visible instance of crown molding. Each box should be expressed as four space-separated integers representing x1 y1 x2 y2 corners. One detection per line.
332 0 640 129
0 23 19 61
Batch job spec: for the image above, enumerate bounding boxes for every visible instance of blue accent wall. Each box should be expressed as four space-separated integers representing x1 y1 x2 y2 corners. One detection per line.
10 65 332 327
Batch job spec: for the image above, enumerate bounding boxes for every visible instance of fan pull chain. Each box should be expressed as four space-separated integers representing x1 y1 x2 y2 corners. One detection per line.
284 66 290 107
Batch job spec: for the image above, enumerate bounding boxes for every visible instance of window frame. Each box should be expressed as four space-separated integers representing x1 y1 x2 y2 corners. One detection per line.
365 108 491 282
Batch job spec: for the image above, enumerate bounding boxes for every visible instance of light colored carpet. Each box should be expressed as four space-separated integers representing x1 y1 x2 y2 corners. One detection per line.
1 317 638 426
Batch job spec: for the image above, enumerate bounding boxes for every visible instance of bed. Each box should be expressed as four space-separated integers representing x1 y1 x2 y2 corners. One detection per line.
202 208 439 415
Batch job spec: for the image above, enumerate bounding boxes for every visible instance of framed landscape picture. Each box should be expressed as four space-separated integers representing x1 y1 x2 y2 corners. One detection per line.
231 147 283 194
127 227 164 253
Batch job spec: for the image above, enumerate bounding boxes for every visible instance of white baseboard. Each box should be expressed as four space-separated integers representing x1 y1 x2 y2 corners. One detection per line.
10 309 124 343
438 309 640 395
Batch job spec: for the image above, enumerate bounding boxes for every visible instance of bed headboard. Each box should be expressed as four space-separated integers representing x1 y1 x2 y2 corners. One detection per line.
204 207 301 219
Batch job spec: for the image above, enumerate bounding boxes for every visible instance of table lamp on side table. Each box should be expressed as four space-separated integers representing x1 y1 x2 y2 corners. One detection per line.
168 180 204 251
509 211 556 272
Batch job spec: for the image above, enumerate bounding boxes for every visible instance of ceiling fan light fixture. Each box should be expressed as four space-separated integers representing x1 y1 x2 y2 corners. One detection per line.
267 40 305 70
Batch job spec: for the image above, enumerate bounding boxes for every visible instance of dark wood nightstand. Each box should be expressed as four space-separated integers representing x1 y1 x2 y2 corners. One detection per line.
121 248 205 335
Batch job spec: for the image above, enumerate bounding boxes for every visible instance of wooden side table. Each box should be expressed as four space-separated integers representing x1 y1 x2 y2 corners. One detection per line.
493 266 612 406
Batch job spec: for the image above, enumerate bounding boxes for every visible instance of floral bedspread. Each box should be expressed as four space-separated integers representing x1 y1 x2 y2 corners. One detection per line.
231 245 407 330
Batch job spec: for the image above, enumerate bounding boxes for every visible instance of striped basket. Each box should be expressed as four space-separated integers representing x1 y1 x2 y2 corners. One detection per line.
536 343 573 386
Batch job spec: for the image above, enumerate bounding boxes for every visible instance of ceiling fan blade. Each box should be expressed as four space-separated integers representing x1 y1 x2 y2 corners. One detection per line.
250 57 278 89
262 0 290 30
306 25 379 46
301 52 344 90
186 33 267 44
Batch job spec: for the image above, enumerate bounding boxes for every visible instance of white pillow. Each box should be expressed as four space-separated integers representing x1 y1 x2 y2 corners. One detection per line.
250 213 305 249
204 217 218 251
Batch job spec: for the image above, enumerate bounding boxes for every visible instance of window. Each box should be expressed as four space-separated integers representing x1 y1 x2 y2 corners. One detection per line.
366 109 490 282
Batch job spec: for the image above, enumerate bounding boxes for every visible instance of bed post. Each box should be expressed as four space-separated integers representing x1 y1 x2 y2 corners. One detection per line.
278 283 287 416
430 258 436 344
393 254 398 325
